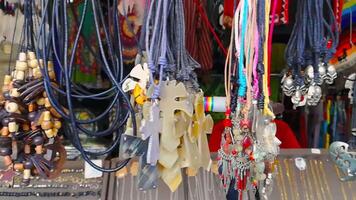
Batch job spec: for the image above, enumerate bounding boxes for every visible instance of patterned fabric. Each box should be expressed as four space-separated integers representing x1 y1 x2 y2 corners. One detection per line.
223 0 289 27
183 0 213 71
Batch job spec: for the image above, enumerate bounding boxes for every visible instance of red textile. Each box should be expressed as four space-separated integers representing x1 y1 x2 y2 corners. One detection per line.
274 119 301 148
209 119 300 152
184 0 214 71
223 0 289 27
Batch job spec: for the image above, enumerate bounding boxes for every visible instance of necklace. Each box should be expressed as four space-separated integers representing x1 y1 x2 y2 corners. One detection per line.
311 160 327 200
276 160 287 200
308 159 322 200
283 159 296 200
287 159 300 200
317 160 332 199
283 0 339 108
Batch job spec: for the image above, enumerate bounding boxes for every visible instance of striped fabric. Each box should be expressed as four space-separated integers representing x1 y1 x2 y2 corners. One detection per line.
184 0 213 71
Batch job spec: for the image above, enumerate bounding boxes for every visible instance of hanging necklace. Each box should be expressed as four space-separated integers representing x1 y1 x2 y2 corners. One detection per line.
218 0 280 199
283 0 339 108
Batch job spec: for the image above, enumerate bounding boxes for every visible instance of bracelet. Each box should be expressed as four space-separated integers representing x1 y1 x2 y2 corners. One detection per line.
304 160 314 200
334 164 348 200
317 160 332 199
308 160 322 200
311 160 327 200
283 159 297 200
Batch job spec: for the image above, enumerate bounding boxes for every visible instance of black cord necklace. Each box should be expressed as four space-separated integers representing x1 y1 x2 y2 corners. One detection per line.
36 0 136 172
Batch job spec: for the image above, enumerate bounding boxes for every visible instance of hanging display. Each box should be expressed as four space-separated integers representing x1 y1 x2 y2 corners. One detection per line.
0 0 65 185
217 0 280 198
119 0 214 192
282 0 340 108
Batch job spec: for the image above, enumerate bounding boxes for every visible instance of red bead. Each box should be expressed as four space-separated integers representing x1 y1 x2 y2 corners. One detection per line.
327 39 333 48
242 136 252 149
231 149 237 155
225 108 231 115
223 119 232 127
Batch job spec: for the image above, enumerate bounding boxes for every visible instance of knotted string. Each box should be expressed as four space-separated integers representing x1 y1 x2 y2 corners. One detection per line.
285 0 339 87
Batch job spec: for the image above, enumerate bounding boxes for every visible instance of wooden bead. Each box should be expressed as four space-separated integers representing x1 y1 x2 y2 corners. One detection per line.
53 120 61 129
5 102 18 113
52 128 58 136
3 155 12 167
44 98 51 108
49 71 56 80
28 103 36 112
33 68 42 78
18 52 27 62
24 144 31 154
43 111 51 121
23 169 31 179
28 59 38 68
22 124 30 131
1 127 9 136
13 163 23 170
9 88 20 97
36 98 45 105
28 68 33 77
8 122 18 133
47 61 54 70
45 129 54 138
41 111 53 130
15 70 25 81
15 61 28 71
35 145 43 154
41 121 53 130
27 51 36 60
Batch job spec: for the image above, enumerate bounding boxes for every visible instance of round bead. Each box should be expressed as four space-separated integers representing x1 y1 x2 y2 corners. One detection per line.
28 59 38 68
314 86 322 96
53 121 61 129
18 52 27 62
15 70 25 81
318 65 326 75
327 65 336 74
9 88 20 97
15 61 28 71
8 122 18 133
5 102 18 113
284 77 293 87
36 98 45 105
27 52 36 60
45 129 54 138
